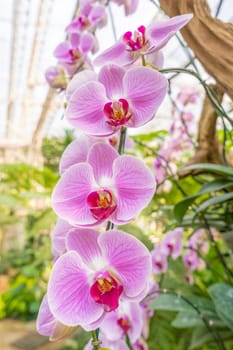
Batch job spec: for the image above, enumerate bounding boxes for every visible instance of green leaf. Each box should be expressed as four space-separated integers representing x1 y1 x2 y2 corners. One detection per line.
172 310 225 329
149 294 187 311
148 311 188 350
149 294 215 313
172 311 204 328
0 194 22 208
189 326 232 349
174 178 233 223
174 195 197 224
198 178 233 194
132 130 168 142
28 208 56 236
196 192 233 213
183 163 233 177
208 283 233 331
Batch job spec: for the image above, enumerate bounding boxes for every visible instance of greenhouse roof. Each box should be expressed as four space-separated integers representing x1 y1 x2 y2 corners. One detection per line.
0 0 232 156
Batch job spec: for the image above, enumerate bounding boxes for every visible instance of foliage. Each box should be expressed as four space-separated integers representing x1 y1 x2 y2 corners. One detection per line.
42 129 74 172
131 129 233 349
0 162 58 320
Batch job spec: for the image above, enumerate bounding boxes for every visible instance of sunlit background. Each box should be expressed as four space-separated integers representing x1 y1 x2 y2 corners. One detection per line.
1 0 232 164
1 1 233 350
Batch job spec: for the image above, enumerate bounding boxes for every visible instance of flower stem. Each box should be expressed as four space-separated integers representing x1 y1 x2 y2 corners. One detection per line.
105 127 127 231
141 54 146 66
118 126 127 155
125 333 134 350
106 220 114 230
159 67 232 126
91 329 101 350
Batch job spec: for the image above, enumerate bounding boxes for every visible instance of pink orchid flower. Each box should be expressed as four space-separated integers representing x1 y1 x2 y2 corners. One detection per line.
112 0 138 16
54 32 94 76
133 338 149 350
59 133 134 176
47 228 152 328
66 3 107 33
36 295 77 340
94 14 193 66
100 301 143 343
59 135 96 175
65 63 167 136
52 142 155 226
153 157 166 184
51 219 73 260
188 229 209 255
45 66 67 90
177 87 198 106
141 280 159 311
183 250 199 271
184 273 194 285
79 0 138 17
161 227 183 259
151 245 168 274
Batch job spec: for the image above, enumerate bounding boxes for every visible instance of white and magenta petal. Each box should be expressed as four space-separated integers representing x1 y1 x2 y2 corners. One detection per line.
82 313 106 332
89 4 106 25
124 0 138 15
99 311 123 341
54 42 70 60
98 64 125 99
70 32 81 48
66 81 113 136
87 143 118 185
59 137 89 175
51 163 97 225
80 32 95 54
127 302 143 343
99 230 152 299
36 295 56 337
51 219 73 258
48 251 103 326
37 296 76 341
146 50 164 68
113 155 156 221
94 41 134 66
123 67 168 127
66 228 102 267
148 14 193 51
66 70 98 101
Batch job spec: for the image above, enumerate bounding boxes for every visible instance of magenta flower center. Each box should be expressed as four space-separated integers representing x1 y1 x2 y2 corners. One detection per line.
103 98 132 127
90 272 123 312
68 48 82 62
167 243 174 254
117 316 131 334
78 15 91 30
154 260 163 270
108 136 118 147
87 189 117 221
122 25 149 52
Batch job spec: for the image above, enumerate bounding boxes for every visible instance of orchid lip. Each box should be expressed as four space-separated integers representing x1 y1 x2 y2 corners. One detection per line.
103 98 132 127
87 189 117 221
122 25 149 52
78 16 91 30
90 271 123 312
68 49 82 63
117 316 131 334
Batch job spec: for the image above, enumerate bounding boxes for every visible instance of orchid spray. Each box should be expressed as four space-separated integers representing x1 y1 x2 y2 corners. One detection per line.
37 1 193 349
